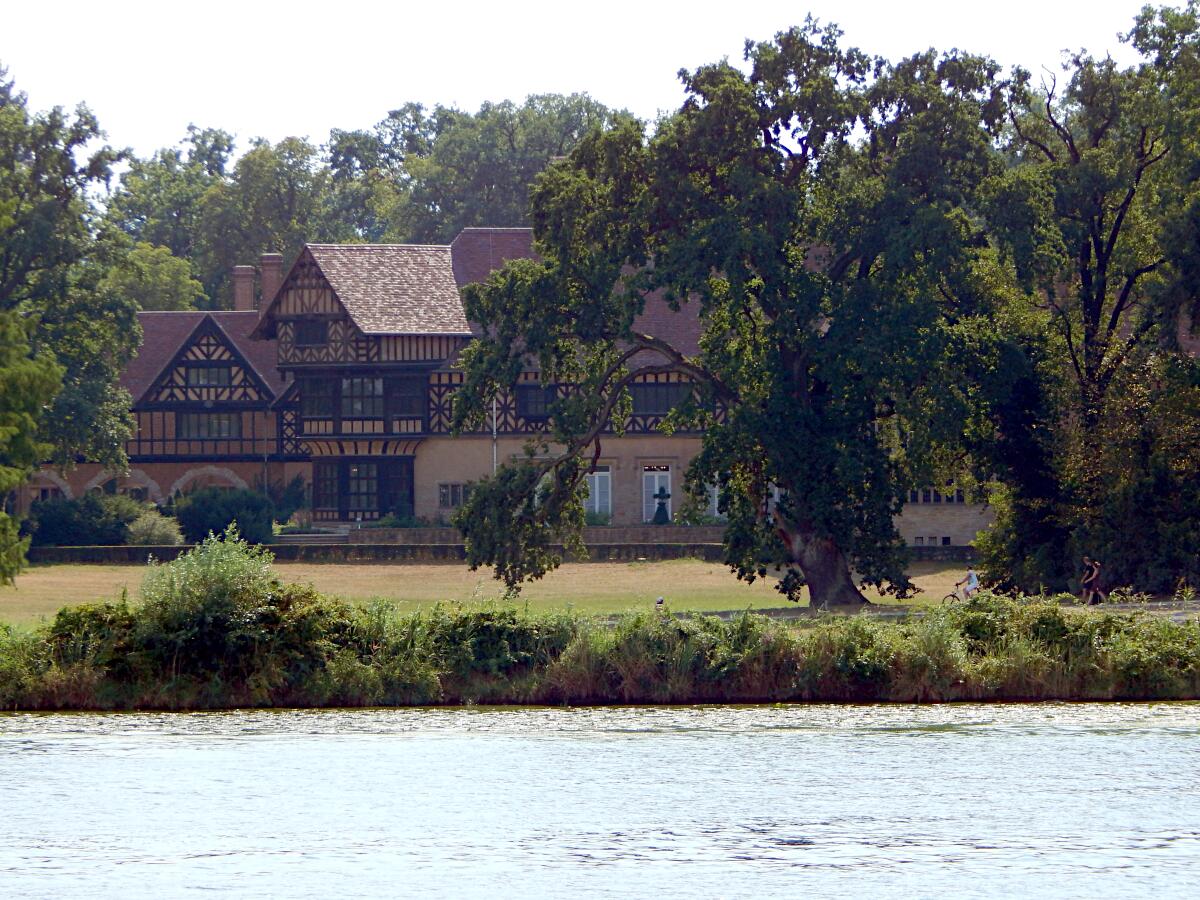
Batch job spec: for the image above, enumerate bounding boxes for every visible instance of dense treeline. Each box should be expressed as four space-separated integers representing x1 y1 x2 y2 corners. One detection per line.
2 3 1200 600
105 95 622 307
0 535 1197 710
454 5 1200 603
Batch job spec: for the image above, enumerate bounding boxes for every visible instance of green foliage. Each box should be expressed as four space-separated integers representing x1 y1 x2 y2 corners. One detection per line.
358 95 625 243
99 242 205 310
980 6 1200 592
0 66 137 474
256 474 308 524
126 509 183 546
174 487 275 545
452 22 1018 608
28 493 144 547
0 313 61 580
2 587 1199 710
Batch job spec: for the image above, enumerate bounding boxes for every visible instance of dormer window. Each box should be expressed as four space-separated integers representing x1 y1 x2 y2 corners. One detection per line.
295 320 329 347
186 365 231 387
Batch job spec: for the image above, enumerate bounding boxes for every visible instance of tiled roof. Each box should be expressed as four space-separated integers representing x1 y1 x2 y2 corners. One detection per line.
450 228 537 289
447 227 702 364
122 311 282 405
306 244 472 335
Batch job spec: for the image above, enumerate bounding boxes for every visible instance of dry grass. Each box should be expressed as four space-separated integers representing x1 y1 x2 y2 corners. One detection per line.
0 558 964 626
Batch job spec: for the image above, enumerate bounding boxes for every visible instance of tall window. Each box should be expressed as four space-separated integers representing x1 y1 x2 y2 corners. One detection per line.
631 382 691 415
177 412 240 438
295 320 328 347
438 483 471 509
341 377 383 418
516 385 556 420
642 465 671 523
186 366 231 387
313 462 338 510
389 375 426 418
584 466 611 518
301 379 335 417
346 463 378 512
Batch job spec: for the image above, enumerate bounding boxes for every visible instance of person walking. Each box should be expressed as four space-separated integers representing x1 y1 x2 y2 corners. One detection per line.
1081 556 1108 605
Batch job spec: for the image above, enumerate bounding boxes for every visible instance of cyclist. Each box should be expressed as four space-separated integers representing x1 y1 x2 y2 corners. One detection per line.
955 565 980 599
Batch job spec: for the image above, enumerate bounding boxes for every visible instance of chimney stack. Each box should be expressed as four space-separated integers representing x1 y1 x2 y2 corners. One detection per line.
259 252 284 314
232 265 256 311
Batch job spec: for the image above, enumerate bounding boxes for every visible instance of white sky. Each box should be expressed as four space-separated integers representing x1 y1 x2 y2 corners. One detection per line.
4 0 1149 158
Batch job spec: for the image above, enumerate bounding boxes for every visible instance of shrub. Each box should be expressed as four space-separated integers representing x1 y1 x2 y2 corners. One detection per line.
28 494 144 546
257 474 308 524
174 487 275 544
127 509 183 546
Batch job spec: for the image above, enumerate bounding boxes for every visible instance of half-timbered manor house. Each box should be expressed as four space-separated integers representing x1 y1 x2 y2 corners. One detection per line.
20 227 995 544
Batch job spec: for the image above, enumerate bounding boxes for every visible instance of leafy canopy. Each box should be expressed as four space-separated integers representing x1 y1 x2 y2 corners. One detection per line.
453 21 1018 607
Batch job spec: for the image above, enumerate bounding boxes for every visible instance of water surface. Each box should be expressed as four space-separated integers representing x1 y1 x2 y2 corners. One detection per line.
2 704 1198 897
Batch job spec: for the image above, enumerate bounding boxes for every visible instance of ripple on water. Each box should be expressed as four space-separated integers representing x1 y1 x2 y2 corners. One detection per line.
0 703 1198 898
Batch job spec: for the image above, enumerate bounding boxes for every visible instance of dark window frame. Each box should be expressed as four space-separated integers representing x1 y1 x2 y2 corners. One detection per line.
341 377 384 419
186 365 232 387
300 378 336 418
631 382 691 416
295 320 329 347
346 462 379 513
516 384 556 420
388 375 427 419
176 412 241 439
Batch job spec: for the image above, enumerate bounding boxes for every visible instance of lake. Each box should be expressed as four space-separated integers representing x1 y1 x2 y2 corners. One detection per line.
2 704 1198 897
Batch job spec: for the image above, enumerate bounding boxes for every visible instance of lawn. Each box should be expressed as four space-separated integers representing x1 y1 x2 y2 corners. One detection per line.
0 558 964 626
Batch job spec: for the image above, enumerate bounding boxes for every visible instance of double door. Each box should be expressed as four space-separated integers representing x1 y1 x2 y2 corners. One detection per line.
314 457 414 521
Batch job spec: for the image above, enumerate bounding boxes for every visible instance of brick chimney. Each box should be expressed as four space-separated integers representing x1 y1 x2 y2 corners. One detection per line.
232 265 256 311
259 252 284 313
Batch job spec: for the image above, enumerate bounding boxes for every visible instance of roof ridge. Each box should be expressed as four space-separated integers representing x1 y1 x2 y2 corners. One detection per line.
306 242 452 250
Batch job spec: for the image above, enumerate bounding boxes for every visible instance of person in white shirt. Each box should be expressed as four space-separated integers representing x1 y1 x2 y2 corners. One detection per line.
956 566 980 599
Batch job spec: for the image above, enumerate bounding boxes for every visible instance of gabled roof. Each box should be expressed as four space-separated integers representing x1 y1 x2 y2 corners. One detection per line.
122 310 283 406
305 244 472 335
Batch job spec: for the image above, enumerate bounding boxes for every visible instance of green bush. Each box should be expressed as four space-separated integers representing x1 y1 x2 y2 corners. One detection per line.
28 494 145 546
175 487 275 544
127 509 183 546
3 582 1200 711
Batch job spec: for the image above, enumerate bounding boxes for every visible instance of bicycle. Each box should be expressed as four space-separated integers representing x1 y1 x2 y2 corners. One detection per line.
941 586 976 604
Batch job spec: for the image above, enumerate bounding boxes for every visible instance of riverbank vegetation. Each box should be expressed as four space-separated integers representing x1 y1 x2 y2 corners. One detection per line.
1 534 1196 710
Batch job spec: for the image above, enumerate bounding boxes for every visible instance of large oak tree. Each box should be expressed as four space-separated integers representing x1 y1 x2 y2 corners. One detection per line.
452 22 1015 608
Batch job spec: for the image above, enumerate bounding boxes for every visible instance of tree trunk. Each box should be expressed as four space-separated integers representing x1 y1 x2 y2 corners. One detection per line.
784 528 870 610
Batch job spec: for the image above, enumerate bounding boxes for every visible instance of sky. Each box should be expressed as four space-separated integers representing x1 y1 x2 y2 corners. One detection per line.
3 0 1153 159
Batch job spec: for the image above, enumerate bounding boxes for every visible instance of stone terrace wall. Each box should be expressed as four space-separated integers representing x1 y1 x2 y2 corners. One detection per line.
348 525 727 545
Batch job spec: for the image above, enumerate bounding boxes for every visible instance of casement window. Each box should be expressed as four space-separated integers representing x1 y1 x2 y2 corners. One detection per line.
584 466 612 517
630 382 691 416
941 537 952 546
346 463 379 512
389 375 426 418
313 463 338 510
642 465 671 523
295 320 329 347
176 412 241 438
914 536 925 546
341 377 384 418
300 379 336 417
516 384 556 420
186 365 232 387
439 483 471 509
